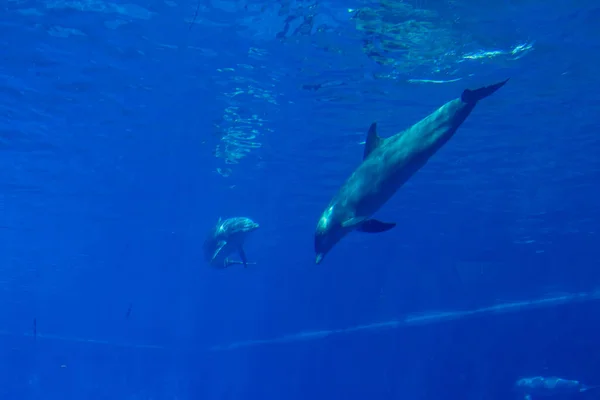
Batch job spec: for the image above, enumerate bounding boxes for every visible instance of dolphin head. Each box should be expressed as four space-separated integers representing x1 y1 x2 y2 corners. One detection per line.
234 218 260 234
314 205 350 264
203 217 259 264
219 217 260 234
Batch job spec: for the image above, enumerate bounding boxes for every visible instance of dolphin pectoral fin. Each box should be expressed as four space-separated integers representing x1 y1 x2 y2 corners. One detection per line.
211 240 227 262
363 122 383 160
356 219 396 233
239 247 248 268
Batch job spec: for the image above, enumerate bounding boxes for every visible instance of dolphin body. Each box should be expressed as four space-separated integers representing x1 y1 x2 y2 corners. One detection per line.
515 376 599 400
314 79 509 264
203 217 259 268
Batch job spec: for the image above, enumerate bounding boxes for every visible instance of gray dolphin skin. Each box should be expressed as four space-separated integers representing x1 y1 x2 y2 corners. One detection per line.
314 78 509 264
515 376 598 400
203 217 259 268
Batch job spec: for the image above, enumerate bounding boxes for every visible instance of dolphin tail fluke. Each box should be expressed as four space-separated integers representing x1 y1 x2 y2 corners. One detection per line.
461 78 509 104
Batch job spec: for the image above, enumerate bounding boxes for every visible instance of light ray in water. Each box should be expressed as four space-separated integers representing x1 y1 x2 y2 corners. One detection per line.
2 289 598 351
0 328 164 350
208 289 600 351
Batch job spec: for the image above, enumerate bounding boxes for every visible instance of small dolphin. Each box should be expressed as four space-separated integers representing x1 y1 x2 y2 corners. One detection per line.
515 376 599 400
203 217 259 268
314 79 509 264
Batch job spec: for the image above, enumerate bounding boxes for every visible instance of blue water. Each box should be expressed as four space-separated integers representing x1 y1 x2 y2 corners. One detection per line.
2 0 600 399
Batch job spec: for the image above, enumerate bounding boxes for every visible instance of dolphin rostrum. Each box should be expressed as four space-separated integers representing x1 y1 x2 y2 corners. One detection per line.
314 79 509 264
203 217 259 268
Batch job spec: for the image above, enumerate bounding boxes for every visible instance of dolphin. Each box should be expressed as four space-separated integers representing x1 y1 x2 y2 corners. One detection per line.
515 376 599 400
314 79 509 264
203 217 259 268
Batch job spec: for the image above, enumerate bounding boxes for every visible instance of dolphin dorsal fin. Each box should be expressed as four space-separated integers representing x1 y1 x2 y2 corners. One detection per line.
363 122 382 160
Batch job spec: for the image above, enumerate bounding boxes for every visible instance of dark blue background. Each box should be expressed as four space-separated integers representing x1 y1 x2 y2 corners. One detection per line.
1 0 599 399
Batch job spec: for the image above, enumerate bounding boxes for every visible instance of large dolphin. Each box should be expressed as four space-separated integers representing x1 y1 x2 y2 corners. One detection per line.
203 217 259 268
515 376 599 400
314 79 509 264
